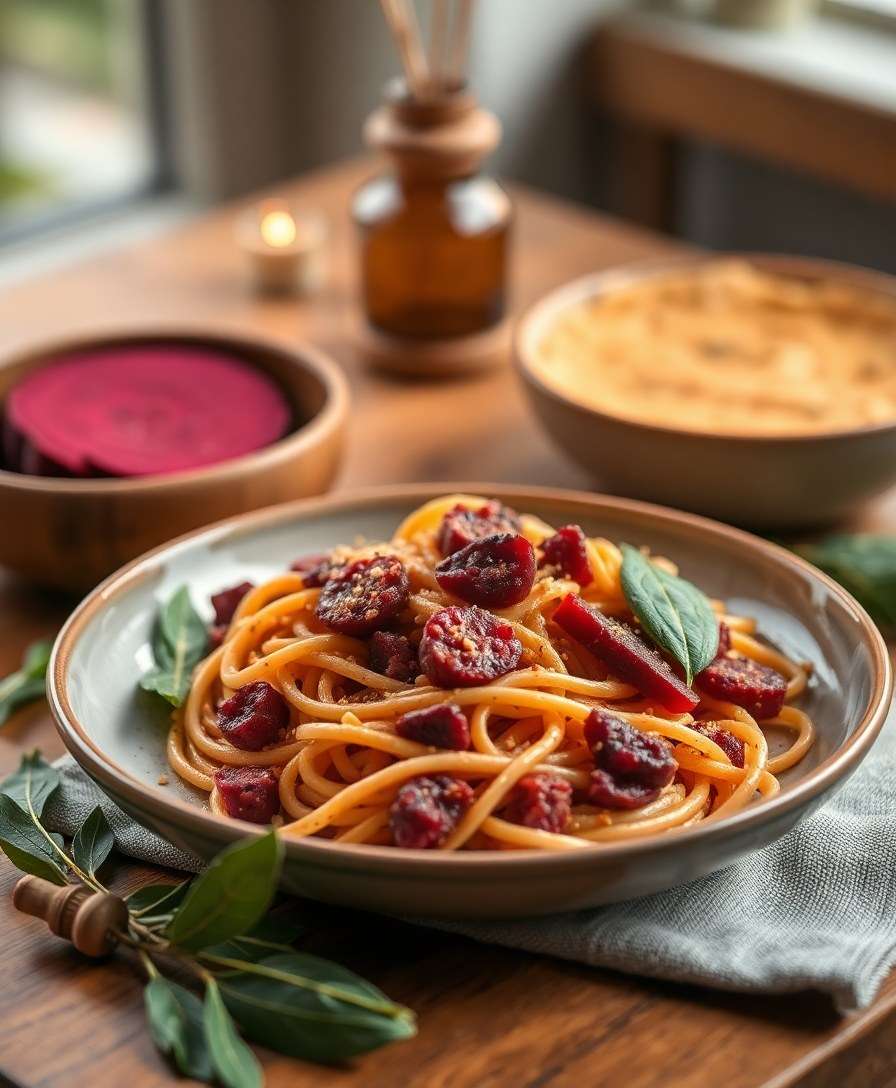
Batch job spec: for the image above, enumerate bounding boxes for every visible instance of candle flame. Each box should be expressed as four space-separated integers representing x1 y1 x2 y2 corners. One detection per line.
260 210 297 248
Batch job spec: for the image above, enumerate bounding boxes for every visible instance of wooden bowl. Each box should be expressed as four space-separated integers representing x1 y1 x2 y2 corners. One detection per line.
49 484 891 918
515 255 896 530
0 329 349 591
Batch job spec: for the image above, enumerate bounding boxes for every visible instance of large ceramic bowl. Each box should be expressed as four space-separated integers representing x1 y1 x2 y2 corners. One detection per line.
515 254 896 530
49 485 891 918
0 328 349 591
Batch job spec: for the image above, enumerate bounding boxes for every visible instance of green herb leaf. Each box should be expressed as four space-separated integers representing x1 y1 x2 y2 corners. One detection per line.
0 639 53 726
203 978 263 1088
620 544 718 685
218 952 416 1064
166 831 282 951
206 915 304 962
0 750 60 818
794 535 896 629
139 587 208 707
71 806 114 878
127 880 190 922
0 794 67 884
145 976 214 1082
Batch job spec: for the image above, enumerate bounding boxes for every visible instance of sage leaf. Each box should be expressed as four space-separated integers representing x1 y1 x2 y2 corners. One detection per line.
71 806 115 877
206 915 304 962
167 831 282 951
218 952 417 1063
620 544 718 685
0 750 60 817
0 794 67 884
794 535 896 629
139 586 208 707
145 976 214 1082
204 978 263 1088
0 639 53 726
128 881 190 921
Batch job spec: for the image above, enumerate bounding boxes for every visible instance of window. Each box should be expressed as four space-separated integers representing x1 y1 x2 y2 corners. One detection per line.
0 0 167 242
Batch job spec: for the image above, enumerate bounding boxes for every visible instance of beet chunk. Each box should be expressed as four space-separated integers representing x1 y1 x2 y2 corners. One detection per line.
390 775 475 848
437 500 522 556
369 630 418 683
211 581 254 628
6 346 290 478
290 553 332 588
504 773 572 832
218 680 290 751
214 766 280 824
419 605 522 688
695 722 745 768
315 555 410 636
586 709 677 810
396 703 471 750
554 594 698 713
697 656 787 720
539 525 593 587
717 622 732 657
435 533 536 609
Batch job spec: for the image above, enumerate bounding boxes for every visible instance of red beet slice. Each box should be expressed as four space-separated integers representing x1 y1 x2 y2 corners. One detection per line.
211 581 254 627
697 657 787 720
369 630 418 683
315 555 410 637
419 605 522 688
290 553 333 587
218 680 290 751
553 594 698 713
214 766 280 824
5 345 291 478
586 709 677 810
437 500 522 556
395 703 471 750
390 775 474 848
435 533 536 609
539 525 593 587
695 722 745 768
504 774 572 832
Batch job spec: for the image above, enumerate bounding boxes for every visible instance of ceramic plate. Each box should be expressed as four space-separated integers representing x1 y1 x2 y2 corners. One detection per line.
49 485 892 918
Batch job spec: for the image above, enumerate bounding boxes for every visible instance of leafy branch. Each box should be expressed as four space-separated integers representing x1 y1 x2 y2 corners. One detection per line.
0 752 416 1084
0 640 54 727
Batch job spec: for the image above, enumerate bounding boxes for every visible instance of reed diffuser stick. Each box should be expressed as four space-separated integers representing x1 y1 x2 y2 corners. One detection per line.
431 0 451 88
380 0 428 95
449 0 475 84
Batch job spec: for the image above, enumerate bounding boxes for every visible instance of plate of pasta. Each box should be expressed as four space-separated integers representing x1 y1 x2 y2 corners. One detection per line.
50 486 891 917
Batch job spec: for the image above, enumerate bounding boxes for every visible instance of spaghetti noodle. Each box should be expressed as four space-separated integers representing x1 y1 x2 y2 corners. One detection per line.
169 494 815 851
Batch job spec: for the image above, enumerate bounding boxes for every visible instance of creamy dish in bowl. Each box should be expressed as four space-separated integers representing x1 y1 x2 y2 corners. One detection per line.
532 259 896 437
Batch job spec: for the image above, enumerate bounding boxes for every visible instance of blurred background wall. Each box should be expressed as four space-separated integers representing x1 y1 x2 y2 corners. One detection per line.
2 0 896 273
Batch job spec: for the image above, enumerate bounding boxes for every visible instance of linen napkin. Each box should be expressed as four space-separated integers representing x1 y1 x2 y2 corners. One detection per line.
43 709 896 1014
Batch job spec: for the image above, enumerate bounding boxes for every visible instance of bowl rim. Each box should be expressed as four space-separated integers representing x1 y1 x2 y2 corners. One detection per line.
49 482 893 873
515 252 896 446
0 326 350 493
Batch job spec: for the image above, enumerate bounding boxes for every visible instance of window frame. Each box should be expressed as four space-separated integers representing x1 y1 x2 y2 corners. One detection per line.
0 0 174 247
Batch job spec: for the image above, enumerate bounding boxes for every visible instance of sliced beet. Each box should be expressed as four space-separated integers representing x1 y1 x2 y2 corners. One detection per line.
315 556 410 637
5 345 291 478
395 703 471 750
586 709 677 810
389 775 474 848
419 605 522 688
697 656 787 720
214 766 280 824
369 630 418 683
553 594 699 713
437 500 522 556
435 533 536 609
539 525 593 587
504 774 572 832
695 722 746 768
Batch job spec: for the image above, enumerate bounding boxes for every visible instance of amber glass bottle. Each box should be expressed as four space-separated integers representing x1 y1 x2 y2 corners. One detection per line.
353 82 511 342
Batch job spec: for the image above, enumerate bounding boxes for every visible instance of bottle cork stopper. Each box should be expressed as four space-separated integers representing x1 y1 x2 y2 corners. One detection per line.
13 875 129 957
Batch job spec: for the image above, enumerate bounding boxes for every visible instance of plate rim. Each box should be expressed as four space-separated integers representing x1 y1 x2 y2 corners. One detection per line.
48 482 893 873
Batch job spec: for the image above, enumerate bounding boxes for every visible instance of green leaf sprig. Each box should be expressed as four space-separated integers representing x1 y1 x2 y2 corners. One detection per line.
0 639 53 727
619 544 719 685
0 751 416 1084
793 534 896 630
139 586 209 707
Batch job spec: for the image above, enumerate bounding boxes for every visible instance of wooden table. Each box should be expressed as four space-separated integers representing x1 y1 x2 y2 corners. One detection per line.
1 159 894 1088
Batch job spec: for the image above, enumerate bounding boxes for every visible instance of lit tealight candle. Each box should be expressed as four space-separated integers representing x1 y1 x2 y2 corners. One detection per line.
237 201 327 296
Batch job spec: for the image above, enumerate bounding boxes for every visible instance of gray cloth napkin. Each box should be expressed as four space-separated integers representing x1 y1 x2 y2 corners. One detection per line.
44 711 896 1014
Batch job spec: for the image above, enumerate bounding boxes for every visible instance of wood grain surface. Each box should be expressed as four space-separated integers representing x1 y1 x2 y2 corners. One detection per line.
0 159 894 1088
